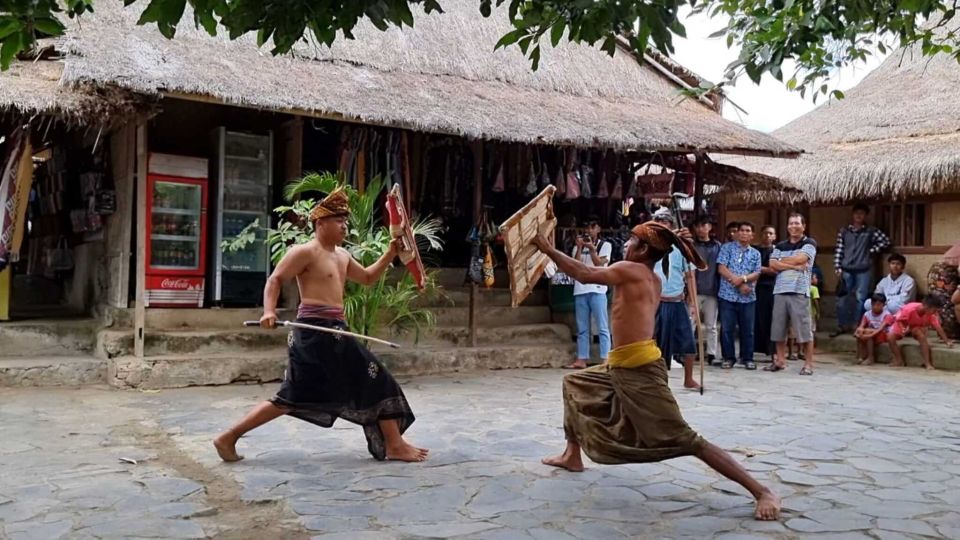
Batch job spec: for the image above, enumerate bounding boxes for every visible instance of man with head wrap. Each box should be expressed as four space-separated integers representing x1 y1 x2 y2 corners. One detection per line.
213 186 428 464
532 221 781 521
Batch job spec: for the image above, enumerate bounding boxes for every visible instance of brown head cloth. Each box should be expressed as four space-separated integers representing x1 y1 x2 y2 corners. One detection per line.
632 221 708 271
309 186 350 221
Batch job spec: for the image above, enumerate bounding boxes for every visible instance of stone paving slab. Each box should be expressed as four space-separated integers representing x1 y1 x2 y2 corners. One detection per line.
1 354 958 539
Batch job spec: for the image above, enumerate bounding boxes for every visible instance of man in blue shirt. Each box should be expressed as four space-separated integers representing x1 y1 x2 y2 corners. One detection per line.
717 222 762 370
651 209 700 389
768 213 819 375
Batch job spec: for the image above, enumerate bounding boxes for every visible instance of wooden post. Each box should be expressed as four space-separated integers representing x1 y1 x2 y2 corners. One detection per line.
134 122 148 358
280 118 304 310
106 125 136 308
694 152 706 219
469 140 484 347
0 267 9 321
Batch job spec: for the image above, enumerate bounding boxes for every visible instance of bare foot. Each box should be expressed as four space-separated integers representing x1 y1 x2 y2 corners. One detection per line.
386 440 429 462
684 380 701 390
541 452 585 472
925 363 936 371
754 489 781 521
563 360 588 369
213 433 244 462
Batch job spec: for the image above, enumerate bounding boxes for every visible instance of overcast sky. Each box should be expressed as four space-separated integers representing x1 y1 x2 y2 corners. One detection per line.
669 10 889 133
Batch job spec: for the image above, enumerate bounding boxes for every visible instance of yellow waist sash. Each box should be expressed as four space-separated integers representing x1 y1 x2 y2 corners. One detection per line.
607 340 662 368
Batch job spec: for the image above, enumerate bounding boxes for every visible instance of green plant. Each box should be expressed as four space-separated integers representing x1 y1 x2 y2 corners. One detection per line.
250 171 447 343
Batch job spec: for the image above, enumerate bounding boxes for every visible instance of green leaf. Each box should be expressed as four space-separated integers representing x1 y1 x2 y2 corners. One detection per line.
600 35 616 56
550 19 564 47
32 17 66 36
0 31 23 70
708 27 727 39
832 89 845 99
787 77 797 90
0 19 22 42
494 28 524 50
137 0 187 39
530 44 541 70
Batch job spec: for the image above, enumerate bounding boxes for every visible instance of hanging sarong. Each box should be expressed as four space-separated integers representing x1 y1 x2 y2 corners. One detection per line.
0 127 30 271
269 305 416 461
561 342 705 465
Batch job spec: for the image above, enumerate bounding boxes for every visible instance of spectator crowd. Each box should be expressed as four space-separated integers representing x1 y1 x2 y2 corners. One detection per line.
563 204 955 379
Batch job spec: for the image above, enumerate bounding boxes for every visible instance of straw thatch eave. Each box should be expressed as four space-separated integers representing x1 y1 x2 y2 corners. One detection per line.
0 58 157 129
52 0 796 158
726 32 960 204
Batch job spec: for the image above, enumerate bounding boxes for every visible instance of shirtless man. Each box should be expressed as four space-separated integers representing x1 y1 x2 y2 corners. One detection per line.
213 187 428 463
532 221 781 521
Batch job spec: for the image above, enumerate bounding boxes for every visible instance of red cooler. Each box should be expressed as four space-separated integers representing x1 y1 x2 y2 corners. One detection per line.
145 154 209 307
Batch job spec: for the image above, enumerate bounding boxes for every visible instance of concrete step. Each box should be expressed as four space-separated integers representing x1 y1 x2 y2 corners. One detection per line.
816 331 960 371
436 267 511 289
432 305 551 327
98 323 572 358
0 319 99 358
378 323 571 348
107 343 576 390
414 287 547 308
0 356 107 386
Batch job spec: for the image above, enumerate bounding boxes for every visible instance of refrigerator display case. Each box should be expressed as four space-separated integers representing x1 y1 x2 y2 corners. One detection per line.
213 129 273 305
145 154 209 307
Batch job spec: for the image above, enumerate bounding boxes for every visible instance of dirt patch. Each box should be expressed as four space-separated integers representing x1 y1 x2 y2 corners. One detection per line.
115 421 309 539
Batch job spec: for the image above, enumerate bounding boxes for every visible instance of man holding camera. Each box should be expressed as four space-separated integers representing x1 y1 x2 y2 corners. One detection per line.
567 216 613 369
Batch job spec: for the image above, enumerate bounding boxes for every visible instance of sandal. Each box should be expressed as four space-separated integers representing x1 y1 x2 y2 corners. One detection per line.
763 364 783 372
799 367 814 376
744 361 757 370
721 360 734 369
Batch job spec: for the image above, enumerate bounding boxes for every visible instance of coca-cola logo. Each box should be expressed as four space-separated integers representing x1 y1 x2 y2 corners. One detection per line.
160 279 192 289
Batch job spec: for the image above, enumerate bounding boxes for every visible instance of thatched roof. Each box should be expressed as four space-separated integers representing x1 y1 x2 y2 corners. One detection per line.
0 58 154 127
728 32 960 203
51 0 795 157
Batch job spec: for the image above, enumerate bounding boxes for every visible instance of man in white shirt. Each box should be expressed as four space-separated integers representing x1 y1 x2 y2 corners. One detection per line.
567 216 613 369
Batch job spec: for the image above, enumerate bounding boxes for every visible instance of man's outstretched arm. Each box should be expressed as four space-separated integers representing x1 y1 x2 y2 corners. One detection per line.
347 238 400 286
534 235 624 286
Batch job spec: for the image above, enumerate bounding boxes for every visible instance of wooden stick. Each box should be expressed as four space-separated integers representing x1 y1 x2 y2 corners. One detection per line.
243 321 401 349
687 276 706 395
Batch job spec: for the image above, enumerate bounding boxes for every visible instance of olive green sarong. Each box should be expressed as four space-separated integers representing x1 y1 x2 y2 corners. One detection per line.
562 361 705 464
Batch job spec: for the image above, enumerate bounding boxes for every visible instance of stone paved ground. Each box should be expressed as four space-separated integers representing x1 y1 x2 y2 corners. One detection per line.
2 353 959 539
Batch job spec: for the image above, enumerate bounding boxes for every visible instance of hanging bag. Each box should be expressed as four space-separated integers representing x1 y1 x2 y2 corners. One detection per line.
636 153 673 198
47 237 74 271
482 243 496 288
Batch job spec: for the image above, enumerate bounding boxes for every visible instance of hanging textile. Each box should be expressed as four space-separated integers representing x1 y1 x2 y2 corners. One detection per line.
524 161 538 196
0 126 31 271
610 173 623 200
492 160 506 193
596 152 609 199
579 151 593 199
554 154 566 197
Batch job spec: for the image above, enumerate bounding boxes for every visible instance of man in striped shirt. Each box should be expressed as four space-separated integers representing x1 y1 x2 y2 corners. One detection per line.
768 213 818 375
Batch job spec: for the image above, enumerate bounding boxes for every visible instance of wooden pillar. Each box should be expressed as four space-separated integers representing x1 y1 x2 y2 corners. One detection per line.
134 122 148 358
106 125 136 308
0 267 9 321
694 152 706 219
280 118 304 310
469 140 484 347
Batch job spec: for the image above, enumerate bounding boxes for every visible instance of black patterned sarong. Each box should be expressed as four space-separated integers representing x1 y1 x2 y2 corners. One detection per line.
269 313 415 461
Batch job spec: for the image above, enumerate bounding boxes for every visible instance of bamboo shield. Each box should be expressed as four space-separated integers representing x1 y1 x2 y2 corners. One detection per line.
498 185 557 308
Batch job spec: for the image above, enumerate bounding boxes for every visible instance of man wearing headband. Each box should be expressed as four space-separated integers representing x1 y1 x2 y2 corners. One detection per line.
532 221 781 521
214 186 428 463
